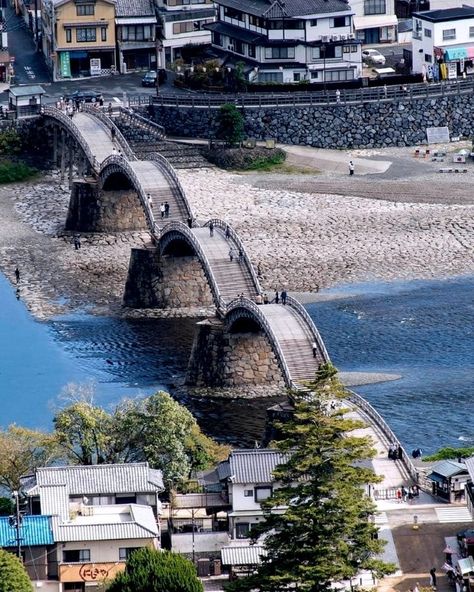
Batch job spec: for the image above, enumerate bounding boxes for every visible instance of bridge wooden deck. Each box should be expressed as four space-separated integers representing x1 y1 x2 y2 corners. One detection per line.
73 112 115 165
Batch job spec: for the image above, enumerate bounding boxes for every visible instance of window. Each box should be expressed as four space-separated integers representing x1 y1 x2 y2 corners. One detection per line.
425 53 432 63
442 28 456 41
119 548 140 561
325 69 355 81
76 3 94 15
65 28 72 42
310 70 319 79
236 522 250 539
101 27 106 41
224 6 243 20
115 494 136 504
332 16 349 28
248 44 256 58
63 549 91 563
213 31 222 46
335 45 342 58
470 26 474 38
172 19 212 34
234 39 244 55
121 25 152 41
293 72 301 81
259 71 283 82
76 27 96 42
244 489 253 497
424 28 431 38
264 46 295 59
310 19 317 26
249 14 265 28
268 19 303 29
343 44 358 53
363 0 386 15
255 486 272 502
311 47 320 59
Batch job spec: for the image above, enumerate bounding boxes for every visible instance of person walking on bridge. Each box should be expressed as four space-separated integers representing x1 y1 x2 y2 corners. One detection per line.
209 221 214 237
164 201 170 218
225 225 230 239
229 248 234 262
281 290 287 305
312 341 318 358
349 160 355 176
14 266 20 283
160 203 165 219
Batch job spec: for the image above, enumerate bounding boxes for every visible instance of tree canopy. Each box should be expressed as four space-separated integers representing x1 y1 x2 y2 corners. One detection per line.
215 104 245 147
0 426 58 491
53 390 229 487
226 363 396 592
107 548 203 592
0 550 33 592
425 445 474 461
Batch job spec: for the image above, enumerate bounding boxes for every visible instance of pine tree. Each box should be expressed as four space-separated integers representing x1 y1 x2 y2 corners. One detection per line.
226 363 396 592
0 550 33 592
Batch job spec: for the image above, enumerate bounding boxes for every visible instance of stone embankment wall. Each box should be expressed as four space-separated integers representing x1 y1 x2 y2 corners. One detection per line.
186 318 285 388
149 94 474 148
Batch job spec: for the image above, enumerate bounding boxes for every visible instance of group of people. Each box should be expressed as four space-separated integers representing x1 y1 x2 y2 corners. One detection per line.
388 443 403 460
160 202 170 219
228 248 244 263
395 484 419 502
57 96 104 119
254 290 287 305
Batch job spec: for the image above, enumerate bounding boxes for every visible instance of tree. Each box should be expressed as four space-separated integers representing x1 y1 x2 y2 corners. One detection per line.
226 363 396 592
215 104 244 147
107 548 203 592
425 446 474 461
0 426 58 492
0 549 32 592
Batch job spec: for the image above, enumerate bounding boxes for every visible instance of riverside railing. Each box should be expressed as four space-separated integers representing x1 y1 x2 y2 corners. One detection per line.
285 295 330 364
347 389 420 485
203 218 262 296
138 78 474 109
42 105 99 171
83 105 136 161
225 296 293 387
118 107 166 140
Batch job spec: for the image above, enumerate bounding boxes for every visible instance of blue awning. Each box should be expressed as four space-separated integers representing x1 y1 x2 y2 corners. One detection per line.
69 51 88 59
444 47 468 61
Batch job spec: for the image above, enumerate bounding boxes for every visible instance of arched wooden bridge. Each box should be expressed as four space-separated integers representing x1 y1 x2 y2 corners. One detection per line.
42 105 329 388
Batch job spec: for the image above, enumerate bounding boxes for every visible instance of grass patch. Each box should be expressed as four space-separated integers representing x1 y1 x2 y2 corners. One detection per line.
204 146 286 171
0 160 38 184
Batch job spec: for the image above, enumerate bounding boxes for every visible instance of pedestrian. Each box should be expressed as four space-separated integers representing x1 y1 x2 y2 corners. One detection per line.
274 291 279 304
160 203 165 219
225 225 230 239
263 292 269 304
111 127 116 141
335 88 341 103
229 248 234 262
187 216 193 228
107 102 113 116
396 489 402 503
312 341 318 358
429 567 436 590
255 293 263 305
67 105 74 118
209 221 214 237
257 262 262 277
383 84 388 98
401 486 408 502
99 97 104 107
238 248 243 263
281 290 287 305
147 193 153 211
73 234 81 250
164 201 170 218
398 444 403 460
349 160 355 176
14 266 20 283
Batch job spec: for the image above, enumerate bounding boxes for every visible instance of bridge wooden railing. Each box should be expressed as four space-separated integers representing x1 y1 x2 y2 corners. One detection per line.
225 296 293 387
285 294 330 364
117 107 166 140
83 105 136 161
42 105 99 171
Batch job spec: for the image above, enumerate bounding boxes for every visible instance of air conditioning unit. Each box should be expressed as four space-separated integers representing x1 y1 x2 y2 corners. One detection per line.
321 35 329 42
332 34 339 41
348 33 355 39
340 34 346 40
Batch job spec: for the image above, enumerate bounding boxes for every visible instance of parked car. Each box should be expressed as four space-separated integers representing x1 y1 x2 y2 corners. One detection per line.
362 49 386 66
64 90 103 103
141 69 167 87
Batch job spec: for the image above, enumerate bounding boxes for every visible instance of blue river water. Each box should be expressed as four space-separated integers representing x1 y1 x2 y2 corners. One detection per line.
0 272 472 453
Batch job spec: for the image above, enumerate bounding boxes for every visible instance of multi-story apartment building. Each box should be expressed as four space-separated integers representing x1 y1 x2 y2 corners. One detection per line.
155 0 216 65
412 7 474 78
351 0 397 44
115 0 158 72
41 0 116 80
207 0 362 84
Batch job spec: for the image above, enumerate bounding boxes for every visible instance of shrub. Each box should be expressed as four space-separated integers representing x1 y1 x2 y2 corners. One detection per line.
0 549 33 592
205 146 286 171
0 161 37 184
0 129 23 155
215 103 245 147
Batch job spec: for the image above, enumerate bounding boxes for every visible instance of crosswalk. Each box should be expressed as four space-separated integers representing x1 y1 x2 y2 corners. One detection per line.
435 506 472 523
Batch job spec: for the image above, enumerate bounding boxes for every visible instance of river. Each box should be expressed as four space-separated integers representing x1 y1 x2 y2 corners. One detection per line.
1 273 472 453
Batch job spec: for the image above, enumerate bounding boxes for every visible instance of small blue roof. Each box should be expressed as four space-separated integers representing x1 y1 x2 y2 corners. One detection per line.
0 515 53 547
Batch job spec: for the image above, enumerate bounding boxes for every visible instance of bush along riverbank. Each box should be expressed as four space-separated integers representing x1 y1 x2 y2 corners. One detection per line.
204 146 286 171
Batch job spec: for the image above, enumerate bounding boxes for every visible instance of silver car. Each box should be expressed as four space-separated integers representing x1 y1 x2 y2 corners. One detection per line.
362 48 386 66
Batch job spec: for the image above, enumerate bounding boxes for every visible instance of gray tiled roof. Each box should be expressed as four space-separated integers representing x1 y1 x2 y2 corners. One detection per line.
430 460 467 478
226 449 291 484
26 463 164 496
115 0 155 17
465 456 474 480
215 0 350 17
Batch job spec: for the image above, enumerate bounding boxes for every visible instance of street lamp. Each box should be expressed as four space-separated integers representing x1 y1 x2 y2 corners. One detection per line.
321 43 327 93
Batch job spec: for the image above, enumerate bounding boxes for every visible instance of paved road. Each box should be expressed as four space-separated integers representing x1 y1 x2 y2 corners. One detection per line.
4 5 51 84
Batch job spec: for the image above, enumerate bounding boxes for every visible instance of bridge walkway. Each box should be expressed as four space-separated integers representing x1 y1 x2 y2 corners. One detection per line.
258 303 322 383
72 112 115 165
129 160 188 224
191 226 259 302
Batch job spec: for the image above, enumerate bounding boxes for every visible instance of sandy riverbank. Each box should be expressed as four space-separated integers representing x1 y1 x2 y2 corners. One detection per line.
0 150 473 320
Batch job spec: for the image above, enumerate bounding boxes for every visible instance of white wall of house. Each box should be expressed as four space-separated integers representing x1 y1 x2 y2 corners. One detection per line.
350 0 395 19
171 532 230 553
60 538 155 563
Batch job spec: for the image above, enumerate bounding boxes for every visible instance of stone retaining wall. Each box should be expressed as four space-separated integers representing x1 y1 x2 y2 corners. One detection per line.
149 94 474 148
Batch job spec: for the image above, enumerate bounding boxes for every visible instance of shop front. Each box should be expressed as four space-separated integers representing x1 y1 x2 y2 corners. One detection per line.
57 48 115 78
427 46 474 82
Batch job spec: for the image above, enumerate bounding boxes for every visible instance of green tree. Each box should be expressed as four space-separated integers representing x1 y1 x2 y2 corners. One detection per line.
0 129 23 155
0 549 33 592
0 498 13 516
0 426 58 492
226 363 395 592
215 104 244 147
425 446 474 461
107 548 203 592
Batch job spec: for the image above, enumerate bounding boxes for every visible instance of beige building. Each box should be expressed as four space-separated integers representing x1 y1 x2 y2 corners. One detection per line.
41 0 116 80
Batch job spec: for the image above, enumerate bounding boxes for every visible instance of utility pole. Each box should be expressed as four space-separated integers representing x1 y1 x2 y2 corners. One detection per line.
10 491 23 560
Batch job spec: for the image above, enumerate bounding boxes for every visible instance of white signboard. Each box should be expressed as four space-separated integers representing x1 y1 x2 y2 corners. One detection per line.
90 58 101 77
426 126 450 144
448 62 457 80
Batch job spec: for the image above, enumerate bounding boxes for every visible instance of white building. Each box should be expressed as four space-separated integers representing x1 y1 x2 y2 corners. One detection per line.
412 7 474 79
22 463 164 592
207 0 362 84
351 0 398 44
155 0 216 65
